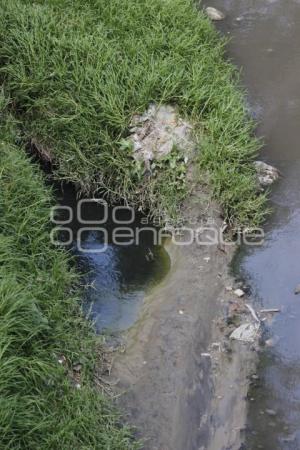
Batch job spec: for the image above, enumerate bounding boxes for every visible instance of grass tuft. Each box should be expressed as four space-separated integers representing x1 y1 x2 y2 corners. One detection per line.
0 104 138 449
0 0 267 225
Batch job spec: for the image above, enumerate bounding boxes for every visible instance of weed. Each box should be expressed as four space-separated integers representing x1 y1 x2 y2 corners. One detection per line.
0 0 267 225
0 105 138 449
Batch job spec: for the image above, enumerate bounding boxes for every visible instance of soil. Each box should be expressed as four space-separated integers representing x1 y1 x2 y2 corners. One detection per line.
108 183 258 450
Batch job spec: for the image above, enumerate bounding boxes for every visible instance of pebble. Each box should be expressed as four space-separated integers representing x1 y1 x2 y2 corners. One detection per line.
254 160 280 187
205 6 225 21
234 288 245 298
294 284 300 294
251 374 260 380
265 409 277 417
265 338 274 348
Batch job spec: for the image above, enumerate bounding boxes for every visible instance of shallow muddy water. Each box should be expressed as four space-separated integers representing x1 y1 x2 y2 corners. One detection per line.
206 0 300 447
54 184 170 332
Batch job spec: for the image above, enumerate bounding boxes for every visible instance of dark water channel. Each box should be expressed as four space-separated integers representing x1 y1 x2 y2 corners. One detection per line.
54 184 170 333
205 0 300 448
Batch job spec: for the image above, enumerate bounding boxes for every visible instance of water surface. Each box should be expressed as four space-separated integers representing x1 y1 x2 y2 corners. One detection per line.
55 184 170 332
204 0 300 447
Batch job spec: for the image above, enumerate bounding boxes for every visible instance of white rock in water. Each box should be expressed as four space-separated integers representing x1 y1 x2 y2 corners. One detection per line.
205 7 225 21
230 323 259 343
254 161 279 186
234 288 245 298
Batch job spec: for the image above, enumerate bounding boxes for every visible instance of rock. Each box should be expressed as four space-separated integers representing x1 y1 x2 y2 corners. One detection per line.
265 338 274 347
265 409 277 417
251 374 260 380
294 284 300 294
234 288 245 298
230 323 260 343
265 335 279 347
254 161 280 187
211 342 221 351
205 7 225 21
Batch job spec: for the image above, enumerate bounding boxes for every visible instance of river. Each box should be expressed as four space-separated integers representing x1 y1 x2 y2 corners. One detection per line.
206 0 300 447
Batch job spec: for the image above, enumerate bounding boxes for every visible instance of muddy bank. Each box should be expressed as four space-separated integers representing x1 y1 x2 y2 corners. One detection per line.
110 185 258 450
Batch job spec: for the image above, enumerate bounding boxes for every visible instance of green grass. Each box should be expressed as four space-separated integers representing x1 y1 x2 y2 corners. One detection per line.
0 1 268 448
0 0 267 225
0 101 138 449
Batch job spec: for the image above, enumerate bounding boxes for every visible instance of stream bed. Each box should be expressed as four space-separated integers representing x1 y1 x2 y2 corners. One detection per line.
206 0 300 447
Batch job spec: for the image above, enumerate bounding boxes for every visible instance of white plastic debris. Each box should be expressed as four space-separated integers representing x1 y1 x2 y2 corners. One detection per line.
230 323 259 343
245 303 260 323
201 353 212 358
234 288 245 298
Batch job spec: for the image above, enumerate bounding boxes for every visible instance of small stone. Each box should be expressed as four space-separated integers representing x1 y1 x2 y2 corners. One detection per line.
294 284 300 294
57 355 66 365
234 288 245 298
205 7 225 21
225 286 233 292
265 409 277 417
178 309 184 315
251 374 260 380
211 342 221 351
265 338 274 347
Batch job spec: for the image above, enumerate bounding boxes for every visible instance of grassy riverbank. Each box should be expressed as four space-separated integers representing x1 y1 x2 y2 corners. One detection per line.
0 102 138 449
0 1 267 448
0 0 266 225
